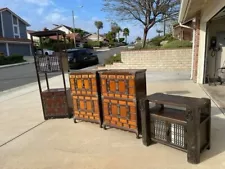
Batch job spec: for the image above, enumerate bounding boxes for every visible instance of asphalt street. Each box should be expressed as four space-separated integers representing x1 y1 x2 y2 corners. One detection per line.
0 47 125 92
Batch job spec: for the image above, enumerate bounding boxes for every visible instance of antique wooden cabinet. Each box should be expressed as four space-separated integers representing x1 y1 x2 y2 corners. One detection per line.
99 69 146 138
69 70 103 126
140 93 211 164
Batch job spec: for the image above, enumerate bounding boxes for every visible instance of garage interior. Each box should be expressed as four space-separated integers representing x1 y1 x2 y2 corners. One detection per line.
203 7 225 113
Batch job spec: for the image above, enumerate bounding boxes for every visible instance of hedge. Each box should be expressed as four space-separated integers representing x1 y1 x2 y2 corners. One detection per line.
163 40 192 48
0 55 25 65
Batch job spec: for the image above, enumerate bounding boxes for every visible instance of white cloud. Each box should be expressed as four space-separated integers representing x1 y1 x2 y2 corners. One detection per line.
45 12 67 23
37 8 44 15
91 17 99 21
24 0 53 6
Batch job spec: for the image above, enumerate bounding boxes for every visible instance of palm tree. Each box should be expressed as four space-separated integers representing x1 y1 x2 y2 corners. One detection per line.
123 28 130 43
94 21 103 42
116 26 122 42
110 22 121 42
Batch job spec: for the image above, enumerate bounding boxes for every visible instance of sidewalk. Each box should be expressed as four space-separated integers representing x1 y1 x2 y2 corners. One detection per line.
0 73 225 169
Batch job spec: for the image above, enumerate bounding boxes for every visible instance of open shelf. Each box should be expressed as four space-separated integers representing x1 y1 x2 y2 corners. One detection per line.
150 106 186 123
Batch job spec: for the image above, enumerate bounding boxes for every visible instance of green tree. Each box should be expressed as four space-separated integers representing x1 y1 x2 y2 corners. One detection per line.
106 31 116 43
123 28 130 43
110 22 121 42
103 0 180 48
94 21 103 42
72 28 86 37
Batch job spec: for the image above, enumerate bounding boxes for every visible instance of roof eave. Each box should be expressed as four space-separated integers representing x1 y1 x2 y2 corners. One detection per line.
0 8 30 26
178 0 191 23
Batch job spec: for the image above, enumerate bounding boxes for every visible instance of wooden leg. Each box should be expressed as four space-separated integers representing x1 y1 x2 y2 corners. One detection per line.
139 99 151 146
186 108 201 164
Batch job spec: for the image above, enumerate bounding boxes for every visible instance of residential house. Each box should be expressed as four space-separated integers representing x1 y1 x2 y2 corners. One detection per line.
179 0 225 84
51 24 89 46
27 29 39 45
84 33 105 42
52 24 73 34
0 8 32 56
173 22 193 41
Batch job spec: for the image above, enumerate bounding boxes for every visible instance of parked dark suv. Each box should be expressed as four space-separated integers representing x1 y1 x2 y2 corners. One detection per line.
67 48 99 69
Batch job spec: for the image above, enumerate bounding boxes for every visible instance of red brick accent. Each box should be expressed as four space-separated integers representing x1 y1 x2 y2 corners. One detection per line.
193 13 201 82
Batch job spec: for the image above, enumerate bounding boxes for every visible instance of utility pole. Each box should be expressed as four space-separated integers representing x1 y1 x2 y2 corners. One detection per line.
163 15 166 36
72 10 76 48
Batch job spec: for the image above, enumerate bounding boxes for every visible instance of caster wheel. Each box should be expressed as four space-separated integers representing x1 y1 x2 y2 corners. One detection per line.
74 119 77 123
136 134 140 139
207 146 210 150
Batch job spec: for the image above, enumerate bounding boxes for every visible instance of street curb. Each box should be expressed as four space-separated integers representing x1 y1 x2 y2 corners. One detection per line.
0 65 97 99
0 81 39 96
0 61 34 69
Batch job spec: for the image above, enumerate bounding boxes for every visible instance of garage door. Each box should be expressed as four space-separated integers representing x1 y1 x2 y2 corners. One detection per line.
0 43 7 56
8 43 31 56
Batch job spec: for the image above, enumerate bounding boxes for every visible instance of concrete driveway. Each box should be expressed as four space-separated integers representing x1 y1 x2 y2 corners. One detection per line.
1 71 225 169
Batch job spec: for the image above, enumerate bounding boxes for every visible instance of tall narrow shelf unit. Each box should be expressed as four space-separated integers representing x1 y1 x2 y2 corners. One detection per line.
30 30 72 120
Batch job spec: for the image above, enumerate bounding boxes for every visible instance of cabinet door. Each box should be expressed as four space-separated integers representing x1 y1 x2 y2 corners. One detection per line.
70 74 97 95
100 74 136 99
103 99 137 130
73 96 100 121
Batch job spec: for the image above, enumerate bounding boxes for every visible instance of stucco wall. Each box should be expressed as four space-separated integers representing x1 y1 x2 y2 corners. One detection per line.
2 10 13 38
100 49 192 71
19 20 27 39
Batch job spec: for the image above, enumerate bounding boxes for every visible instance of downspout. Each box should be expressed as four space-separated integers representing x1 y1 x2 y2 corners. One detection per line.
179 21 195 80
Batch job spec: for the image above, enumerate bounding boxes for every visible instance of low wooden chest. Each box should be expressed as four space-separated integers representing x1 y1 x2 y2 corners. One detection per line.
99 69 146 138
140 93 211 164
69 70 103 126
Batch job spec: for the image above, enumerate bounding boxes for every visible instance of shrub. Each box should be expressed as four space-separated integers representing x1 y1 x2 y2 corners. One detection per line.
163 40 192 48
105 54 121 64
87 41 102 48
119 38 125 43
0 55 25 65
83 43 93 49
148 34 177 46
134 43 160 50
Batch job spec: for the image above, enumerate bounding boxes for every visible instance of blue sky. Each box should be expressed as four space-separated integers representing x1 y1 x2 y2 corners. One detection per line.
0 0 158 42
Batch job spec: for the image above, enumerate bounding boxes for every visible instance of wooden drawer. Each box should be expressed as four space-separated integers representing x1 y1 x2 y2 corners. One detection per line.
73 95 102 124
102 98 141 137
99 69 146 100
69 71 99 96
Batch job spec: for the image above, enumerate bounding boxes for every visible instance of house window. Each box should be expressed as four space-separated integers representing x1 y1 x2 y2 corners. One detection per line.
14 26 18 34
12 14 20 38
13 16 17 25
